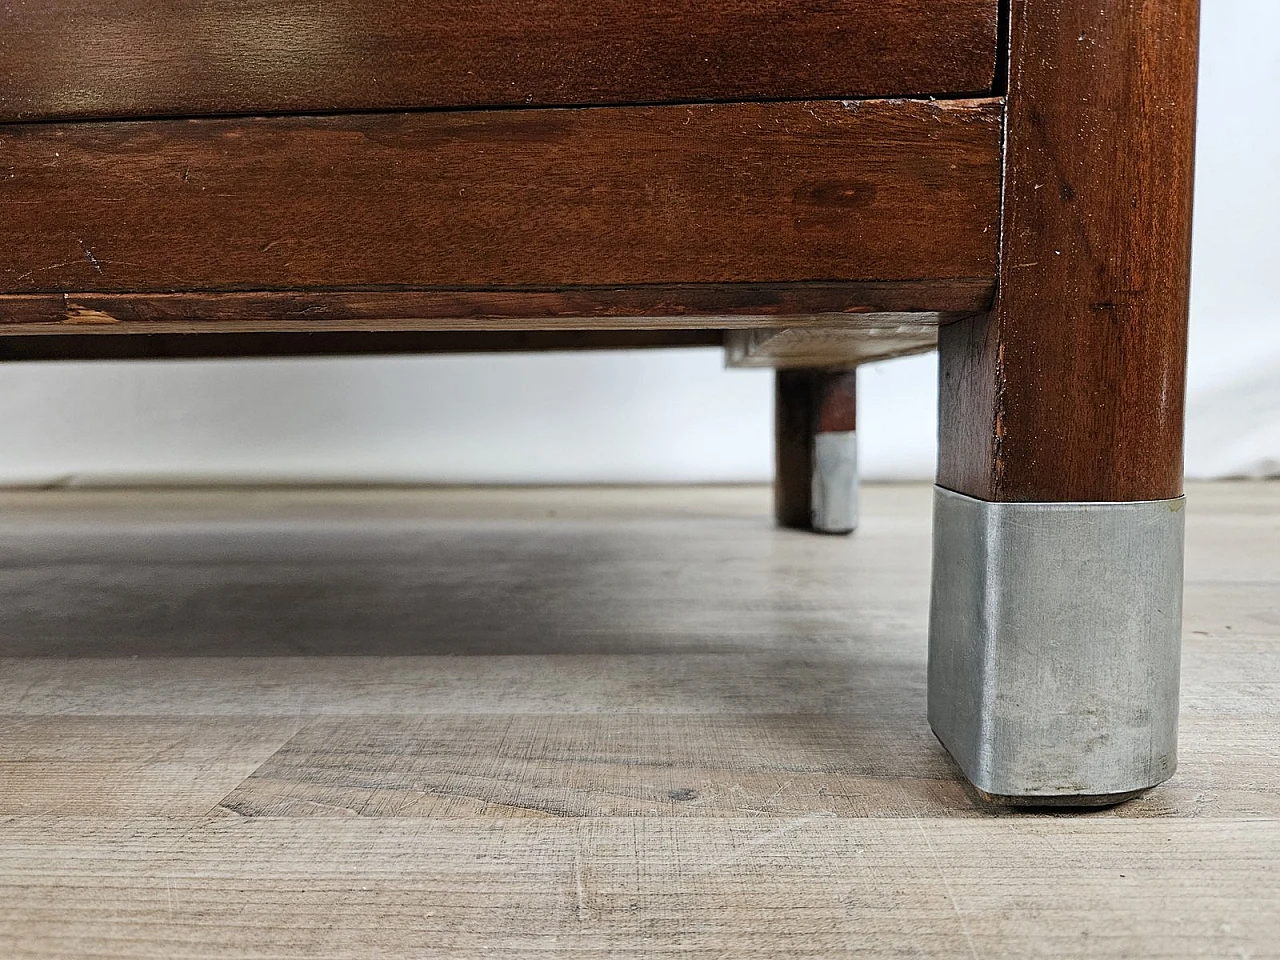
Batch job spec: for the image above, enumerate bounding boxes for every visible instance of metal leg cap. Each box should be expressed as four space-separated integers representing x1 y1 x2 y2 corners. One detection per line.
928 487 1184 800
811 430 858 535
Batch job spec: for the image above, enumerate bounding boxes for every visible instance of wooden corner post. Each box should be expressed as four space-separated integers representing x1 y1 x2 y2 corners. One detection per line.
930 0 1201 802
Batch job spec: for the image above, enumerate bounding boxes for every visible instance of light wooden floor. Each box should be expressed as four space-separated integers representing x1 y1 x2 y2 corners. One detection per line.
1 482 1278 958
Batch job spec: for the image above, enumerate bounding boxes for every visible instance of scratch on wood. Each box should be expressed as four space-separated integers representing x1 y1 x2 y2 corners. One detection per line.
79 240 103 273
63 300 120 325
914 817 983 960
692 815 835 876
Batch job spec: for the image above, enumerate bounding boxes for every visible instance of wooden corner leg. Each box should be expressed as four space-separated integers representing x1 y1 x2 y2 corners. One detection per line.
774 369 858 535
929 0 1200 804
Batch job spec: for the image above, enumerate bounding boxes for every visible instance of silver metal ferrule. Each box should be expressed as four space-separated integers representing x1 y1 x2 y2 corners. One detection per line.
928 486 1185 802
810 430 858 534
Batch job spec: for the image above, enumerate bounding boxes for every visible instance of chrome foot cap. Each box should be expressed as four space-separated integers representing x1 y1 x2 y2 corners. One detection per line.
928 487 1185 800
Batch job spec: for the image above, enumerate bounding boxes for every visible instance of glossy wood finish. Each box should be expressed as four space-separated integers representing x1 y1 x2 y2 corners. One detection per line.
0 0 999 122
0 281 997 336
937 0 1200 503
0 100 1002 297
774 370 856 530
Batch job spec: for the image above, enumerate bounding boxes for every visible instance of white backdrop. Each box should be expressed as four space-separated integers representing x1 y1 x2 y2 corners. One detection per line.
1 0 1276 487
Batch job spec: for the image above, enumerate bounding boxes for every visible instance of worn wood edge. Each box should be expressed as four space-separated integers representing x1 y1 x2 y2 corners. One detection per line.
726 326 943 370
0 283 995 339
0 329 726 363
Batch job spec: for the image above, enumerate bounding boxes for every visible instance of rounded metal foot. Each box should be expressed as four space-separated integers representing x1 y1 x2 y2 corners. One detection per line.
973 787 1151 809
810 430 858 534
928 487 1185 801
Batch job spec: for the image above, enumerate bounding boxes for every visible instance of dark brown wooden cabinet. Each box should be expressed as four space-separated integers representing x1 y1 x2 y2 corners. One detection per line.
0 0 1201 806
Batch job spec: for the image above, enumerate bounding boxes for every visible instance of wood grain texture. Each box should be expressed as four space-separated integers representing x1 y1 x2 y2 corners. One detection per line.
0 281 996 337
813 374 859 435
726 326 940 370
0 284 994 336
0 0 999 122
773 371 857 529
0 100 1003 295
2 482 1280 956
0 329 725 363
3 818 1277 959
937 0 1201 502
0 717 303 816
220 713 979 819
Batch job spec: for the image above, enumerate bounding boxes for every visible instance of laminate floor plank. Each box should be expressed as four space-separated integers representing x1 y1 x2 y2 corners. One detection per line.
0 483 1277 957
0 717 304 817
217 713 982 820
0 486 931 658
1 818 1277 959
